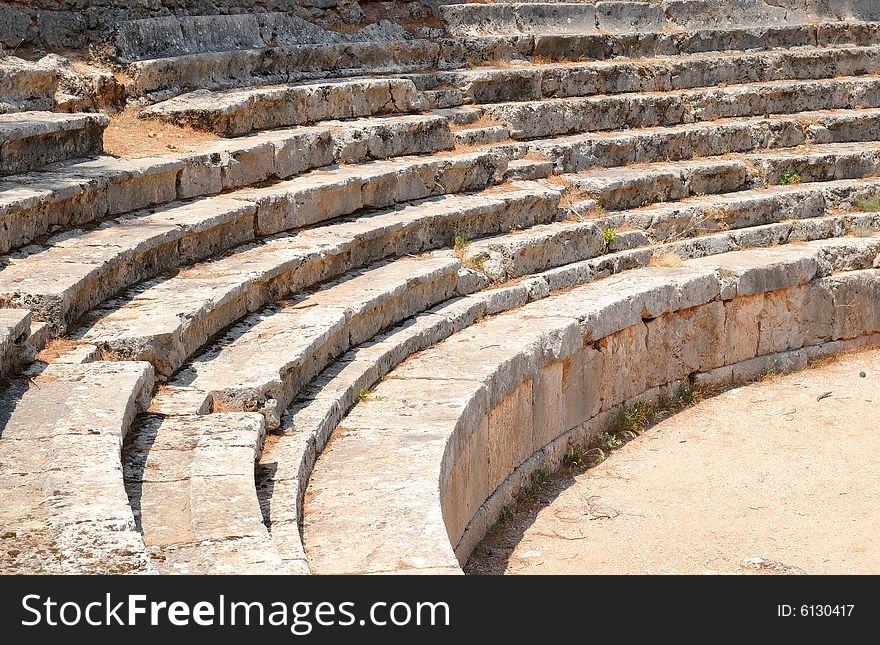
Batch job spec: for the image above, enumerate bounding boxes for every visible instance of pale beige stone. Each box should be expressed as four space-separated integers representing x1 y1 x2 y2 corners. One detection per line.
487 380 534 492
532 361 563 451
598 323 648 411
645 301 726 386
443 416 489 546
724 293 764 364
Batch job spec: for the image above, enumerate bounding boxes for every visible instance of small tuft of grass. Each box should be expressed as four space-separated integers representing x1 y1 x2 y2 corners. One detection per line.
526 465 550 498
454 235 472 252
778 170 803 186
855 196 880 212
562 446 587 468
599 383 705 452
499 505 515 522
602 226 618 246
597 431 624 450
358 387 371 401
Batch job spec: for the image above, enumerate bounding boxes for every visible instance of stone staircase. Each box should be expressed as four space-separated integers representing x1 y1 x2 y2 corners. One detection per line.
2 1 880 574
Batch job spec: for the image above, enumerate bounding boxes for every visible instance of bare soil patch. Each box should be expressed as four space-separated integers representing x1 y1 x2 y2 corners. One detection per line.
103 110 219 158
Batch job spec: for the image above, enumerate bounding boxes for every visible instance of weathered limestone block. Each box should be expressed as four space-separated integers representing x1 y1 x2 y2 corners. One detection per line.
597 322 648 412
821 270 880 340
723 293 764 364
561 345 604 435
0 112 108 176
532 361 563 452
0 307 31 378
487 380 534 493
746 285 821 357
0 360 154 574
645 301 727 386
444 416 490 545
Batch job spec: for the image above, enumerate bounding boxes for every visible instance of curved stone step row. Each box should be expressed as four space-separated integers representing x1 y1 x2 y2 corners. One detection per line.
302 236 880 573
128 253 512 574
126 20 880 102
257 207 880 573
514 21 880 64
157 255 467 428
407 44 880 106
114 12 356 62
0 55 57 114
0 112 108 176
532 108 880 172
0 146 501 335
115 13 444 101
129 40 446 105
441 1 819 37
465 176 880 280
122 412 284 574
140 78 429 137
76 181 559 375
0 113 455 255
563 142 880 212
483 76 880 140
0 358 154 573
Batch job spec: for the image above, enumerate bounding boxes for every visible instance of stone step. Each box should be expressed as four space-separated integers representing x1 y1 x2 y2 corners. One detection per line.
424 87 470 110
434 106 484 126
302 236 880 573
0 112 108 176
466 176 880 280
484 76 880 140
114 12 341 62
504 158 555 180
140 78 429 137
0 197 257 334
123 412 285 574
0 55 57 114
160 255 465 428
0 115 460 256
78 182 561 376
0 308 31 379
531 108 880 172
453 125 511 148
256 209 879 572
440 1 811 37
442 1 877 38
0 149 508 334
565 142 880 211
115 13 443 101
128 41 444 104
0 359 154 573
407 44 880 107
524 21 880 63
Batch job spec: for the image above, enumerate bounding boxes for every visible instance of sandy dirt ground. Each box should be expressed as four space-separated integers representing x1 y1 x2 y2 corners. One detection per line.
466 349 880 575
103 110 219 158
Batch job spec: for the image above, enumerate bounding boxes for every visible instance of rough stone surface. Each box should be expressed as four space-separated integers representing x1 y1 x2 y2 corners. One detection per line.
0 112 108 176
0 360 154 574
123 412 285 574
303 241 880 574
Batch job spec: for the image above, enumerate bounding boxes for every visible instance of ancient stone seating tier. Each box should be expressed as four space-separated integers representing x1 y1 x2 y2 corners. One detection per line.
2 0 880 574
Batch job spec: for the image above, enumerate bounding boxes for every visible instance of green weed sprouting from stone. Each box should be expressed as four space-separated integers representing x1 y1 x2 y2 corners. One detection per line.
453 235 472 252
526 465 550 498
778 170 802 185
602 226 618 246
600 383 705 451
855 196 880 212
